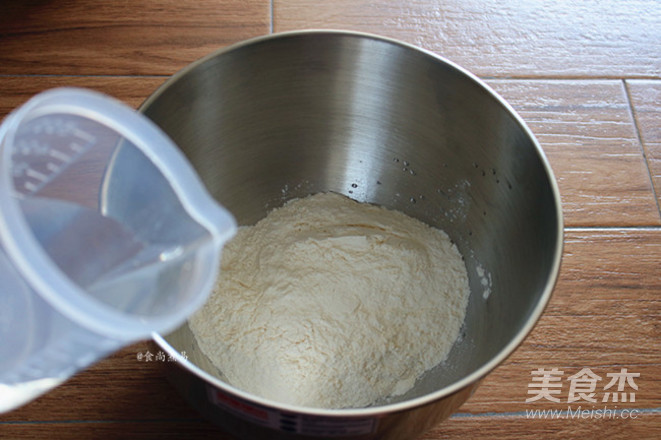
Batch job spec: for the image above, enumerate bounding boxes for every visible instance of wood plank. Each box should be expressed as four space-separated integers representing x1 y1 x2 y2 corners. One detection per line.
273 0 661 78
0 76 166 117
627 80 661 215
459 229 661 414
0 420 231 440
423 412 661 440
1 410 659 439
546 230 661 316
0 0 269 76
486 80 660 227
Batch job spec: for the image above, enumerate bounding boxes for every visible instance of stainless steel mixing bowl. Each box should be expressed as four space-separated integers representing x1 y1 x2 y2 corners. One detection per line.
114 30 563 439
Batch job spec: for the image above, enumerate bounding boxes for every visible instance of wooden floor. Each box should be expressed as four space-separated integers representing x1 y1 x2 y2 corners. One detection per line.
1 1 660 438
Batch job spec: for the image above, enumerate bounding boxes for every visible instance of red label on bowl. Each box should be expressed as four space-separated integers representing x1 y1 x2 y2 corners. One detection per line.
207 387 377 436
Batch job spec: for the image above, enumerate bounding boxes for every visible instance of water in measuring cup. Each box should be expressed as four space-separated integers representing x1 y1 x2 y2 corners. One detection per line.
20 196 202 316
10 112 211 317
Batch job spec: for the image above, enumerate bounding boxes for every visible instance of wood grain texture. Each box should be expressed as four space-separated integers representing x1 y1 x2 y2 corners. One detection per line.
421 412 661 440
0 76 166 116
0 419 231 440
627 80 661 214
2 230 659 439
273 0 661 78
0 0 270 76
2 413 660 440
486 80 660 227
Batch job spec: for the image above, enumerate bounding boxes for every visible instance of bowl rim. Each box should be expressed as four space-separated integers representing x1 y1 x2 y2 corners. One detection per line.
147 28 565 417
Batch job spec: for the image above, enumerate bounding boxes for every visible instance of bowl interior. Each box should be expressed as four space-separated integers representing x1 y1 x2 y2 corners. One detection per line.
139 32 561 407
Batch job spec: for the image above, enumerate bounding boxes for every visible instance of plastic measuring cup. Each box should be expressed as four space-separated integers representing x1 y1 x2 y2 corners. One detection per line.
0 88 236 412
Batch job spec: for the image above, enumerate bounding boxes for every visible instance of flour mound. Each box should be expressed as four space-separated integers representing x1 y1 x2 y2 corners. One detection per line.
189 192 470 409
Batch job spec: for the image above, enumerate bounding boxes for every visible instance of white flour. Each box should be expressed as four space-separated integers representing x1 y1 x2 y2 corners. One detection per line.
189 192 470 409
